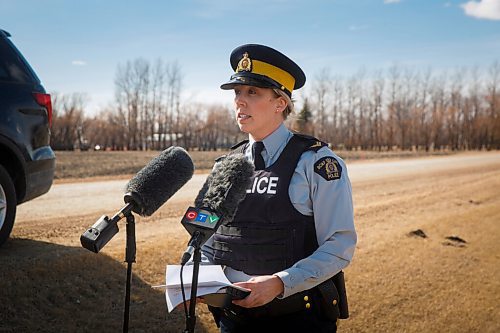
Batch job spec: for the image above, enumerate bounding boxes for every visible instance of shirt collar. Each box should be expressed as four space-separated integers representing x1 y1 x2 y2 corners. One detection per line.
248 123 291 160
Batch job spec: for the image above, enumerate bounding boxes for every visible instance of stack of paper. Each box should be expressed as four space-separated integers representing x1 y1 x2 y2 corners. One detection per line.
163 264 234 312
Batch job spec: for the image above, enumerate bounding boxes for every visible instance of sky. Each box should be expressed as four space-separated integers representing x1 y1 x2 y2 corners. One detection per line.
1 0 500 115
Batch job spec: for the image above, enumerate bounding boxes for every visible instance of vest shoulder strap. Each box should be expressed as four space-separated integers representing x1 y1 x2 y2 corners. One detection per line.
230 140 249 151
292 133 328 152
215 140 248 163
214 154 227 163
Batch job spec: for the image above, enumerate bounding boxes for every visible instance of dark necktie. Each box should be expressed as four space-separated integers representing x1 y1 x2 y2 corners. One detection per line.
252 141 265 171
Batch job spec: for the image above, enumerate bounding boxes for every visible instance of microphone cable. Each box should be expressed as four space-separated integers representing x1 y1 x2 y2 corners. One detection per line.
180 263 189 324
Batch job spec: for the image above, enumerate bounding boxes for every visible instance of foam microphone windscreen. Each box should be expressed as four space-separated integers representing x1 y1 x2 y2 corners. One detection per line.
194 153 254 223
125 146 194 216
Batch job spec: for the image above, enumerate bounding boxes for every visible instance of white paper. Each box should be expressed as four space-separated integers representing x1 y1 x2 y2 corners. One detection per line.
166 264 232 288
163 264 234 312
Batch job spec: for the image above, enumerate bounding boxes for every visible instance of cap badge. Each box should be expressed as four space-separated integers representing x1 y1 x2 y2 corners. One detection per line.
237 52 252 72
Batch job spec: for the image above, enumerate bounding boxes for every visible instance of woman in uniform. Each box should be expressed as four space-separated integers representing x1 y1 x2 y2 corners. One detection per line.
202 44 357 333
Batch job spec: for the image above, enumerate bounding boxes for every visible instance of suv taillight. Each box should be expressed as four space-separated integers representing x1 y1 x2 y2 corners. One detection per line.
33 92 53 127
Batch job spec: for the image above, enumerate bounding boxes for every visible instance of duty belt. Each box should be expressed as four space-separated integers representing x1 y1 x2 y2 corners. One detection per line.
223 288 321 322
218 271 348 323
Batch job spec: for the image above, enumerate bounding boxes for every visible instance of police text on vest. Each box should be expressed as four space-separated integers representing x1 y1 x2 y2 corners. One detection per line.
247 176 279 194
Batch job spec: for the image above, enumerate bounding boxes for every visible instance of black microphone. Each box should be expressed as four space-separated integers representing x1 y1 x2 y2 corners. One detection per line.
124 146 195 216
180 153 254 264
81 146 194 253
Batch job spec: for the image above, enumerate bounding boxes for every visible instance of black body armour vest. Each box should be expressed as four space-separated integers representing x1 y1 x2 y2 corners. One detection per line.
212 134 326 275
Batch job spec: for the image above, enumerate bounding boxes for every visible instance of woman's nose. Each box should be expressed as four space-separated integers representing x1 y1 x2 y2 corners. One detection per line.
235 94 246 106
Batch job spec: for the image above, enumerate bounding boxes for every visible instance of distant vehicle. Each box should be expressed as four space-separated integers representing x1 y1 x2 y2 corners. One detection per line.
0 29 55 246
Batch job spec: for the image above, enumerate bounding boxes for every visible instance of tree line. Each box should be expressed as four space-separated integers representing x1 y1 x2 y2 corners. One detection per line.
51 58 500 151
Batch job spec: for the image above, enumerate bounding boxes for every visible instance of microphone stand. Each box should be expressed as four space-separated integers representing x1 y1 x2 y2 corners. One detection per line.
80 203 138 332
185 247 201 333
123 212 136 333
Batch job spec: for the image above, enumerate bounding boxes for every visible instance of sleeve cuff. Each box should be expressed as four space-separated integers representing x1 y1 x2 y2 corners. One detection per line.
273 270 297 299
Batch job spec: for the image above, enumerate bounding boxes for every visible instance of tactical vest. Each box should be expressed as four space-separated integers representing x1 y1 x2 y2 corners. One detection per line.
212 134 326 275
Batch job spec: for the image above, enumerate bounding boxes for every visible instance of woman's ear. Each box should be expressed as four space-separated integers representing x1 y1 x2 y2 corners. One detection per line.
275 96 287 113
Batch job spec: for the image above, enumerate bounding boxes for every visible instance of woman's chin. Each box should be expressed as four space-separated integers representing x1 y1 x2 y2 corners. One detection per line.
237 123 251 133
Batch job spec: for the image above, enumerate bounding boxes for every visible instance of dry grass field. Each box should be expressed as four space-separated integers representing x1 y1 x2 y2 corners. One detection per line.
53 149 452 179
1 151 499 332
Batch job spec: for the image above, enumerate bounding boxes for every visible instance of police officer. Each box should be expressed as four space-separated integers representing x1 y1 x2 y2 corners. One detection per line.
202 44 356 333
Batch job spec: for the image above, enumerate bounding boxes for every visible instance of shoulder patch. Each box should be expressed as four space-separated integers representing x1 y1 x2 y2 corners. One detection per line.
314 156 342 181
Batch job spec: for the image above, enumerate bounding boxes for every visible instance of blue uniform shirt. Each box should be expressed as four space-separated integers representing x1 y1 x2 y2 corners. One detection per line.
202 123 357 298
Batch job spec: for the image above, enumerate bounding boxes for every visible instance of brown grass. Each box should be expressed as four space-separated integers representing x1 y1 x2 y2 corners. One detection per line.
53 149 454 180
53 150 225 179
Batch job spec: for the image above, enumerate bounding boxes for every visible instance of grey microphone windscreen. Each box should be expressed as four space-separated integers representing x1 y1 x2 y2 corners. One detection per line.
194 153 254 223
125 146 194 216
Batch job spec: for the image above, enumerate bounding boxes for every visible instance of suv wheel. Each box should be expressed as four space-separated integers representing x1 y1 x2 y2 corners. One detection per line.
0 165 16 246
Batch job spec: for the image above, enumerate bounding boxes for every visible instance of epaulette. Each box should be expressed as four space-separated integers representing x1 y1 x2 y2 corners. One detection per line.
292 133 328 152
230 139 249 150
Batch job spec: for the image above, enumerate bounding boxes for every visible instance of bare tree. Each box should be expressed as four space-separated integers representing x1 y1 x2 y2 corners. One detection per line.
414 68 433 151
331 77 344 147
83 108 127 150
486 61 500 149
78 59 500 153
311 69 332 140
368 71 385 150
114 58 149 150
51 92 88 150
114 58 184 150
385 64 402 149
165 61 183 147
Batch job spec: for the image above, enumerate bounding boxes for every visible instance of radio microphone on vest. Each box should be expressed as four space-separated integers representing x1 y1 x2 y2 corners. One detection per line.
180 153 254 265
81 146 194 253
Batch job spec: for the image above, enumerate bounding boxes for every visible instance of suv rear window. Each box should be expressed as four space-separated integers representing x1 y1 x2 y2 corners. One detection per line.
0 35 38 83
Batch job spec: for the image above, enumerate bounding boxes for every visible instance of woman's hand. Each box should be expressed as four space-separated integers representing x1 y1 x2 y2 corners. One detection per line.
232 275 284 308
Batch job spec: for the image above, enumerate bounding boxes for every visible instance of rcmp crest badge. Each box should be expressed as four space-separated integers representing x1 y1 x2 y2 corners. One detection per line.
237 52 252 72
314 156 342 181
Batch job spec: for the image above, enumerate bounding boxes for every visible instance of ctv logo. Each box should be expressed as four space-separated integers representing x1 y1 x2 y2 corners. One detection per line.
185 209 220 224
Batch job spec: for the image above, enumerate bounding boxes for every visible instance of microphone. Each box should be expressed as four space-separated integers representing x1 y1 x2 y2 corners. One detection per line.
124 146 195 216
180 153 254 264
81 146 194 253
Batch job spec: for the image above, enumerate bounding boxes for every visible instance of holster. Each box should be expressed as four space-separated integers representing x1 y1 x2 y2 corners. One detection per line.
316 271 349 320
208 305 222 328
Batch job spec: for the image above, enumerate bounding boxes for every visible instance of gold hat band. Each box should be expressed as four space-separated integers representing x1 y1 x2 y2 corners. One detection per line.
238 59 295 93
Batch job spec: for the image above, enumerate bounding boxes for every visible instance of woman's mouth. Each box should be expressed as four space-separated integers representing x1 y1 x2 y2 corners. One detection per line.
238 113 251 120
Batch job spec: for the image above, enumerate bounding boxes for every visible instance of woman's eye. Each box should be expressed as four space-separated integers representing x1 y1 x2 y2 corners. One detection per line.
248 89 256 95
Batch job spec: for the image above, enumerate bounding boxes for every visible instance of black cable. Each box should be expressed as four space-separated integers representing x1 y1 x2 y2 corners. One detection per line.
180 263 189 324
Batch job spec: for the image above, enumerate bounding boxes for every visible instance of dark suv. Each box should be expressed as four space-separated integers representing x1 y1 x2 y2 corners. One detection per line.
0 29 55 246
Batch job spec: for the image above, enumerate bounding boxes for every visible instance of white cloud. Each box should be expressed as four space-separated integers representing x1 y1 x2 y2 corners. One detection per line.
71 60 87 66
384 0 401 4
461 0 500 20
